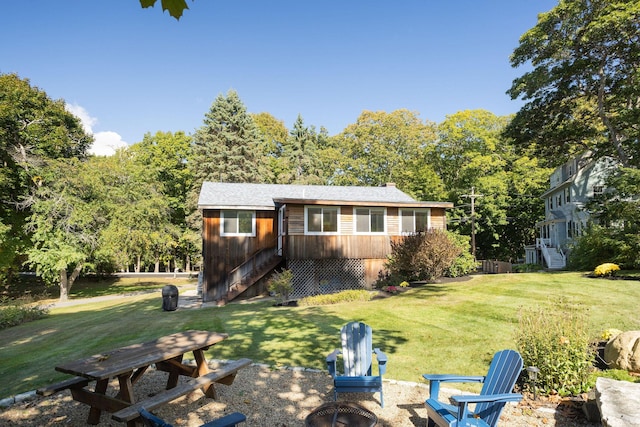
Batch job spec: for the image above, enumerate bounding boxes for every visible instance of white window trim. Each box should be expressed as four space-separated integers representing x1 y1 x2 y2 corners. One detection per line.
220 210 256 237
304 205 340 235
354 207 387 234
399 208 431 234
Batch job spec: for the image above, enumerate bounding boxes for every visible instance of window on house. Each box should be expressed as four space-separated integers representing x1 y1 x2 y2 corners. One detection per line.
305 206 339 234
549 197 553 209
355 207 386 233
221 210 256 236
593 185 604 196
400 209 430 233
566 188 571 202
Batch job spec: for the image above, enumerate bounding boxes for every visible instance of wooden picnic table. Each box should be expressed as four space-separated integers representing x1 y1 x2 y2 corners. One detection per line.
49 330 233 425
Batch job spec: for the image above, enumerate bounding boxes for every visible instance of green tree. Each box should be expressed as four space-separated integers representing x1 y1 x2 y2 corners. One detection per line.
0 73 91 284
328 109 442 198
128 131 199 270
129 131 192 224
252 112 289 184
187 90 262 230
279 115 326 184
507 0 640 168
434 110 550 260
97 151 173 273
25 159 105 300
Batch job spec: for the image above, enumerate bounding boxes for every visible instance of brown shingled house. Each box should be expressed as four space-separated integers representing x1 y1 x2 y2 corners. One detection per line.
197 182 453 304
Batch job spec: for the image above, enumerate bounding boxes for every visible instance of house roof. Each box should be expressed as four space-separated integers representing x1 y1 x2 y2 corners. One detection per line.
198 182 453 210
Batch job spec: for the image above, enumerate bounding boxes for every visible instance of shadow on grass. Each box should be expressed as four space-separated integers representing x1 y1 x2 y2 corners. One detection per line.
0 295 407 399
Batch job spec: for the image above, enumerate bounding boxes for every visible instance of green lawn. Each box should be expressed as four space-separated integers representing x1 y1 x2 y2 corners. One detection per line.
1 271 639 399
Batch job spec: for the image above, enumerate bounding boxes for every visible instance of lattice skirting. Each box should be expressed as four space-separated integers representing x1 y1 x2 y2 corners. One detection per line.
288 259 366 299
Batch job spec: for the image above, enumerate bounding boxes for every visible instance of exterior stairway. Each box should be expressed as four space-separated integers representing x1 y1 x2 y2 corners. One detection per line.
224 248 283 303
539 241 566 269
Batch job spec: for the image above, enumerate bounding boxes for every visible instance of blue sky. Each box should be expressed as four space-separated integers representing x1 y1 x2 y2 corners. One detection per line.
1 1 557 155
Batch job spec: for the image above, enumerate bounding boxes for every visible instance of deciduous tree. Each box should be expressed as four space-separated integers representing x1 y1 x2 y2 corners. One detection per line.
507 0 640 167
328 109 442 199
0 73 91 284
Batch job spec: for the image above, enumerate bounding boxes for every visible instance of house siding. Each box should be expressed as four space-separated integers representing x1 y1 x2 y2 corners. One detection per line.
202 210 276 296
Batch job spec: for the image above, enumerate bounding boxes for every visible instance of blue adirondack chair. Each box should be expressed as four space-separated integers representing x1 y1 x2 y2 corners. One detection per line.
326 321 388 407
138 408 246 427
422 349 523 427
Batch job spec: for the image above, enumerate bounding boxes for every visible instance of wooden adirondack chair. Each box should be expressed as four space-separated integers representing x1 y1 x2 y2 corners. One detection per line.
326 321 388 407
422 349 524 427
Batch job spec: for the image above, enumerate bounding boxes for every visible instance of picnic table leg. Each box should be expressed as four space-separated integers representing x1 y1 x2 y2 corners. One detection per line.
193 348 216 398
118 373 135 403
87 378 109 424
166 354 184 389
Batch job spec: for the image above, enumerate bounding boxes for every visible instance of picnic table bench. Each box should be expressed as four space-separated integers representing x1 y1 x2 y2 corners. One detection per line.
37 330 251 426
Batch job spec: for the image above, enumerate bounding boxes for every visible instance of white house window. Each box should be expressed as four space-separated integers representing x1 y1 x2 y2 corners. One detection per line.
355 207 386 233
400 209 430 233
305 206 339 234
221 210 256 236
593 185 604 196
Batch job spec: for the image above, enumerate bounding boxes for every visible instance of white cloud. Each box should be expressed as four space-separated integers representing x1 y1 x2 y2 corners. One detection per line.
91 131 129 156
65 103 129 156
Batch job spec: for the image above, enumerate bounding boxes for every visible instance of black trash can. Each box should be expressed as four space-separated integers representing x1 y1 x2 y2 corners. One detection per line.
161 285 179 311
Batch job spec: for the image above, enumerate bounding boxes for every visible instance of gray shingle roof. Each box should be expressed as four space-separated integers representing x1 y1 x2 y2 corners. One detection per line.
198 182 427 209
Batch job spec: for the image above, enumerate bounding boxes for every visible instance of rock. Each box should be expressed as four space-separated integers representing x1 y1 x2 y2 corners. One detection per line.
604 331 640 372
595 377 640 427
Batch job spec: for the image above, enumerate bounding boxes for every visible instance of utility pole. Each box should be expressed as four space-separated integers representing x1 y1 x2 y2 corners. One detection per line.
462 187 483 258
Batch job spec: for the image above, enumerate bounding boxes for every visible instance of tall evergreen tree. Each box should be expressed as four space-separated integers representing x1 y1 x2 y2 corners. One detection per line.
187 90 262 229
192 90 261 184
280 115 325 184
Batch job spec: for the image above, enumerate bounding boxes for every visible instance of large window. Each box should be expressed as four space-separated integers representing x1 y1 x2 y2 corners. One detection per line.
305 206 339 234
355 207 386 233
221 210 255 236
400 209 430 233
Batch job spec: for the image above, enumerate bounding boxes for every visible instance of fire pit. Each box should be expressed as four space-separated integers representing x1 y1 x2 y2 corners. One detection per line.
305 402 378 427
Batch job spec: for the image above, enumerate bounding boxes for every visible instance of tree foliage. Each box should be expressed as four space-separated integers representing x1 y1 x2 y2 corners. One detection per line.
139 0 193 20
0 73 91 285
435 110 551 260
327 109 444 200
187 90 263 229
25 159 105 300
507 0 640 168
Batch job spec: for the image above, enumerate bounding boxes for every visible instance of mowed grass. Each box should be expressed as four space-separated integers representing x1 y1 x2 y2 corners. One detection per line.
1 271 639 398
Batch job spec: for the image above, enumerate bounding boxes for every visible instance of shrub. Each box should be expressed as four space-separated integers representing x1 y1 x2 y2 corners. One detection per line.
593 263 620 277
267 269 293 304
0 297 49 330
298 290 373 306
515 299 594 396
386 230 462 282
445 232 478 277
567 224 638 270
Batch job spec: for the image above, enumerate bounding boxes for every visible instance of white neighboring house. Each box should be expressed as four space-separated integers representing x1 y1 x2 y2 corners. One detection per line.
525 152 618 269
